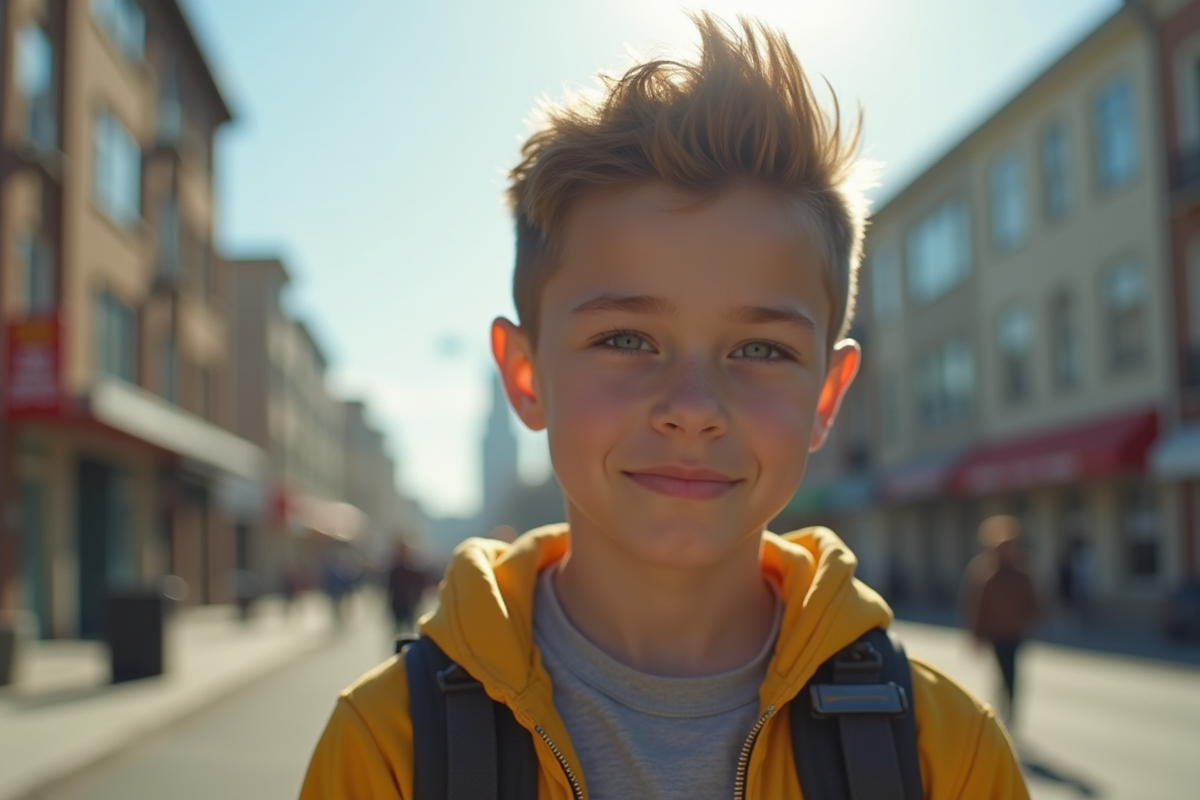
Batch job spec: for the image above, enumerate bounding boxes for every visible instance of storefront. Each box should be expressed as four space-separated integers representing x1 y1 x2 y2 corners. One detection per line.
6 332 265 637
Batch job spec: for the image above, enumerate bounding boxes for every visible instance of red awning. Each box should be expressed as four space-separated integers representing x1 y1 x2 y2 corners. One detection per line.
951 408 1158 496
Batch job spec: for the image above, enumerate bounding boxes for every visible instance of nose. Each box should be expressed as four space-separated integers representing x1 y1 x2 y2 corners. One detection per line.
649 356 728 438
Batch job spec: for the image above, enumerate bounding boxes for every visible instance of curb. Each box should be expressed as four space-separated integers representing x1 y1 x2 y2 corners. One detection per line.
5 614 335 800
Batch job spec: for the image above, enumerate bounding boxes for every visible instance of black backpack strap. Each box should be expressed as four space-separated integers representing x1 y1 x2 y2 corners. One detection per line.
791 628 924 800
400 635 538 800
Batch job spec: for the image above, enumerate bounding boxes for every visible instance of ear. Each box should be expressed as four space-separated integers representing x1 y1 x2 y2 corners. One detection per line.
808 338 861 452
491 317 546 431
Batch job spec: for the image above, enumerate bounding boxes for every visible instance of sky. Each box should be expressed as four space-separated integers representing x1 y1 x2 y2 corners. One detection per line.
180 0 1120 519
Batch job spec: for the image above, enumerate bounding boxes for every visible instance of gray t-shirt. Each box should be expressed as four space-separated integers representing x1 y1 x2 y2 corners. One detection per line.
532 567 781 800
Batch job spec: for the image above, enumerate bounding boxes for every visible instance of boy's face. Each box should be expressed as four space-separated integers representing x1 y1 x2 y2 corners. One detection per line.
494 182 859 570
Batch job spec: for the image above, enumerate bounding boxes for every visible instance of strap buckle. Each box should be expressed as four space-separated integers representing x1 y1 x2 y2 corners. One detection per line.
831 640 884 684
810 682 909 719
436 662 484 693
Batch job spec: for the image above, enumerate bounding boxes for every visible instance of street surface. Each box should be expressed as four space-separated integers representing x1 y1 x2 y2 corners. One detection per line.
41 604 1200 800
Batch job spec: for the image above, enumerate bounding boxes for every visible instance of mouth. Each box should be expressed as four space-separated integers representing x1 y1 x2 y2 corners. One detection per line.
622 466 742 501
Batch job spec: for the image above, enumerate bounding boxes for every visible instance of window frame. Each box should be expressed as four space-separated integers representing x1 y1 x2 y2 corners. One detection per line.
91 0 146 63
96 289 138 383
905 198 973 305
1102 257 1148 374
989 149 1028 252
1092 74 1139 192
1040 122 1073 222
92 107 143 229
1048 288 1083 393
996 301 1034 405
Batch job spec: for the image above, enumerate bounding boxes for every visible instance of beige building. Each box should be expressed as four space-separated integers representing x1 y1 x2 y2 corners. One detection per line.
342 399 418 550
0 0 262 637
226 257 357 585
783 4 1181 622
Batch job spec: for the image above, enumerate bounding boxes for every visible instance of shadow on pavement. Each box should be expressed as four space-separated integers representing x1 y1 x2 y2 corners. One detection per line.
1022 757 1102 797
892 603 1200 669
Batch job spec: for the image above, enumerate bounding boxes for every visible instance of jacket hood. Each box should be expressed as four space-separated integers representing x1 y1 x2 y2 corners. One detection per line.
421 523 891 715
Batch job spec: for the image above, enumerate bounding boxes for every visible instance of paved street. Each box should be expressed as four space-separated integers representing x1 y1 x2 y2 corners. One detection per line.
39 593 396 800
893 620 1200 800
38 610 1200 800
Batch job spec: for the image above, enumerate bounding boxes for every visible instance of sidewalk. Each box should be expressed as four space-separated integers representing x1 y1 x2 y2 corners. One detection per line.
0 592 345 800
893 603 1200 668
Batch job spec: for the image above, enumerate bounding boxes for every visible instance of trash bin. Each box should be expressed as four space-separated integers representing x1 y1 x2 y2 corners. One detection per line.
105 590 165 683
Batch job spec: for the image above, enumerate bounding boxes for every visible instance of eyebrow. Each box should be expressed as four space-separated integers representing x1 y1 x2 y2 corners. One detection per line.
730 304 818 333
571 293 677 316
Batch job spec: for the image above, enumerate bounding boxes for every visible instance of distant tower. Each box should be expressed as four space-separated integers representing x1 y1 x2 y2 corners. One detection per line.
482 372 519 521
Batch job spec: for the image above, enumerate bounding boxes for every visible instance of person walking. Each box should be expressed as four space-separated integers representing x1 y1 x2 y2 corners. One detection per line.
386 542 429 634
963 514 1042 729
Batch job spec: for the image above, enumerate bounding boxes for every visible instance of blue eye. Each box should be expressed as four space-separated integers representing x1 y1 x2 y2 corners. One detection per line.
735 342 778 360
606 333 649 351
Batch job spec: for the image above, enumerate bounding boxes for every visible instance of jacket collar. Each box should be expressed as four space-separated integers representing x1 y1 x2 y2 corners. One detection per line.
419 524 893 782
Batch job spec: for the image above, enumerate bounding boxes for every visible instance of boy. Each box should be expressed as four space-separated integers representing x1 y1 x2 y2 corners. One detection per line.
301 14 1028 800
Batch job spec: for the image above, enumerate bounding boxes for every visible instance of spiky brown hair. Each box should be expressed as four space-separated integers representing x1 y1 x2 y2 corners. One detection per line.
507 13 871 349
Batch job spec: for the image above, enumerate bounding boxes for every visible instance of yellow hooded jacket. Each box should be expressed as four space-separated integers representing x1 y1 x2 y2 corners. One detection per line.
300 526 1030 800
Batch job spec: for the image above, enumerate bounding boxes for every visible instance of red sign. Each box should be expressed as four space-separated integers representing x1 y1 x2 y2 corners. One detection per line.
5 316 63 416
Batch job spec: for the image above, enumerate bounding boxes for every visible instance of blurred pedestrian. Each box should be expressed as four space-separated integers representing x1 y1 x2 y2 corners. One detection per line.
962 514 1042 728
386 542 430 634
1069 538 1095 625
321 549 356 629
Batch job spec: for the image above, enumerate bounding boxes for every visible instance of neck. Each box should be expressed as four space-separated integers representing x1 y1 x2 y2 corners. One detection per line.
553 511 776 677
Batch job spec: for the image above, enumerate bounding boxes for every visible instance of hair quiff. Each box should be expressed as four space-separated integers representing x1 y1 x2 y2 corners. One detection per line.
506 13 872 347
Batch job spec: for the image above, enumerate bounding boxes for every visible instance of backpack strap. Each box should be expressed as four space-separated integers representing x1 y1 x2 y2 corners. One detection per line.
399 635 539 800
791 628 924 800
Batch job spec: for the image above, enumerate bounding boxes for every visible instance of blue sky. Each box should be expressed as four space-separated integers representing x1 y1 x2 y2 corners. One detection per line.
180 0 1119 518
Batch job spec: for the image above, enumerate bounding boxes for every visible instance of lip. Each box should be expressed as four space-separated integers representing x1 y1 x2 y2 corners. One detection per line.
623 465 741 500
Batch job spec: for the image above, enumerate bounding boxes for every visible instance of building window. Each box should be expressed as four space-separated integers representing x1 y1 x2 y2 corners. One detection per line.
16 23 56 150
1049 290 1082 391
157 196 180 277
869 245 902 324
1093 76 1138 191
93 109 142 228
1041 123 1072 220
91 0 144 61
989 150 1027 251
159 336 177 403
1123 482 1158 578
96 289 137 382
1104 259 1146 372
915 337 974 429
906 199 972 304
157 56 182 143
997 302 1033 404
21 233 55 313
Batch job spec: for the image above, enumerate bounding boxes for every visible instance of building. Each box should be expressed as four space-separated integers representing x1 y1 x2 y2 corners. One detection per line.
226 257 357 586
0 0 262 637
786 2 1187 623
342 398 418 549
1149 0 1200 582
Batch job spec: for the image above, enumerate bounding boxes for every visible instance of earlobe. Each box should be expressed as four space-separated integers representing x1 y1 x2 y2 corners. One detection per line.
808 338 861 452
491 317 546 431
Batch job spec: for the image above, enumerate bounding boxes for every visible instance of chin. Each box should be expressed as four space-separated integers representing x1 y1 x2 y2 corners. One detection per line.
619 518 750 570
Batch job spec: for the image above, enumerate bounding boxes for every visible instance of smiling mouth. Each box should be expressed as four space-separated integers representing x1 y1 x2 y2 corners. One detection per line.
623 469 741 501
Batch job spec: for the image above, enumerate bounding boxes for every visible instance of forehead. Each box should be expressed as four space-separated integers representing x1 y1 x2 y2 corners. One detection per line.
543 182 830 323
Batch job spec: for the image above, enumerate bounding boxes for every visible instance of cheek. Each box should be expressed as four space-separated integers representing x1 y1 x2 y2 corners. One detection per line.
733 381 817 476
542 358 644 473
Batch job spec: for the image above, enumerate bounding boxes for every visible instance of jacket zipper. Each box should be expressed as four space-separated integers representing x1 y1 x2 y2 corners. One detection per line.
535 724 585 800
732 704 776 800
